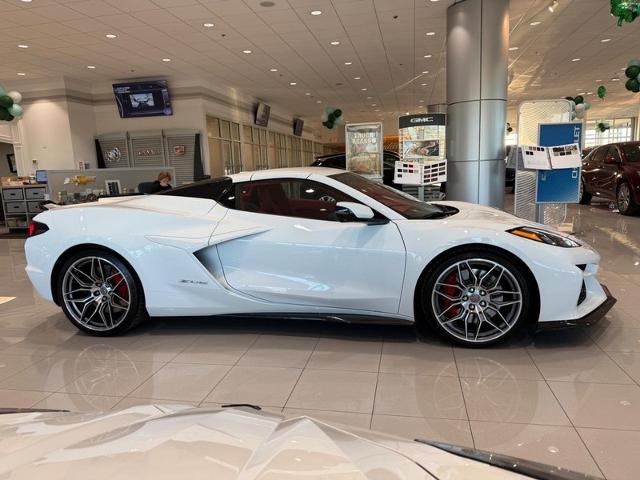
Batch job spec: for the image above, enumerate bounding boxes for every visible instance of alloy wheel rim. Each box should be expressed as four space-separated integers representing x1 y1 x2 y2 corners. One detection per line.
618 184 630 211
62 256 131 331
431 258 523 343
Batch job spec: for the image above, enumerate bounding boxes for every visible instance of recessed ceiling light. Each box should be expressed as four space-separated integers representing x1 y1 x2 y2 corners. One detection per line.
601 38 611 43
611 77 620 81
367 96 373 99
17 44 29 48
621 67 626 70
344 61 352 65
371 103 377 106
530 21 541 26
353 76 361 80
289 82 297 85
426 31 435 36
305 92 311 95
270 68 278 72
361 88 367 91
509 46 519 51
548 0 558 12
430 0 439 2
242 49 252 54
422 70 429 74
17 72 26 76
423 54 432 58
20 0 32 2
310 10 322 15
105 34 117 39
316 100 322 103
576 88 583 91
330 41 340 45
571 58 581 62
374 109 380 112
587 91 593 94
87 65 96 69
162 58 171 62
595 79 602 82
203 23 214 28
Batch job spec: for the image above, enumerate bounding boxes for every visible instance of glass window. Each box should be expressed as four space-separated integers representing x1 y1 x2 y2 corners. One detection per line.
621 143 640 163
331 172 451 219
228 179 359 221
591 146 607 164
607 146 621 163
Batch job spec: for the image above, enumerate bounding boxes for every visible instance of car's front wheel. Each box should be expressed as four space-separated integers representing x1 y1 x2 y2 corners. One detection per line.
616 181 639 216
418 250 532 347
57 249 146 336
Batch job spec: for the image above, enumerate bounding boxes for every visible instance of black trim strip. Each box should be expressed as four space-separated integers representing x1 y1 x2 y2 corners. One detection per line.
537 284 616 331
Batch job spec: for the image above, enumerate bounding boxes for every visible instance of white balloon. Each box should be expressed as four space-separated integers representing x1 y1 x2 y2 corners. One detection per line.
7 91 22 104
575 103 586 114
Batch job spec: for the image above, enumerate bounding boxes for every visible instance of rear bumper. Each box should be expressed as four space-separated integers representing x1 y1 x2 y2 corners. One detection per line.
537 284 616 331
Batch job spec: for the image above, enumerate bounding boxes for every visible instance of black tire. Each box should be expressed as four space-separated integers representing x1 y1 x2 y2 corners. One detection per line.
56 249 146 336
416 249 533 347
616 181 640 216
579 180 592 205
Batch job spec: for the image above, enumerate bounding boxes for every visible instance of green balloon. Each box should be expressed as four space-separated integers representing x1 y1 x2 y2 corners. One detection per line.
628 58 640 68
8 104 23 117
0 107 9 121
333 109 342 118
625 65 640 79
328 112 336 122
574 95 584 105
0 95 13 109
626 78 640 93
584 101 592 110
597 85 607 99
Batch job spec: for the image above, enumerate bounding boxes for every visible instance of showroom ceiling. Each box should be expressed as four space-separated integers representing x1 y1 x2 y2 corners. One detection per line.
0 0 638 125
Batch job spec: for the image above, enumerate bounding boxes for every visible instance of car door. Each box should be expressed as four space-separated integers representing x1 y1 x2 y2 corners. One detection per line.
582 146 606 197
215 177 406 314
599 146 623 199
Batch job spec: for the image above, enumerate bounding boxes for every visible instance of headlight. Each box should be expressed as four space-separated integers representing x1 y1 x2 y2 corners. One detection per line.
508 226 580 247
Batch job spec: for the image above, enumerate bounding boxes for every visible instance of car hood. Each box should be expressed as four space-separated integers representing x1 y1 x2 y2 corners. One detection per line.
433 201 538 227
0 405 546 480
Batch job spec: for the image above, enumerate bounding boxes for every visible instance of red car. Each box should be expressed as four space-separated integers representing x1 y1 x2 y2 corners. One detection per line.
580 141 640 215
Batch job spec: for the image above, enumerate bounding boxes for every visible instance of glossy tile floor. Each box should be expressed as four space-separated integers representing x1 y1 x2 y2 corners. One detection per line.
2 199 640 480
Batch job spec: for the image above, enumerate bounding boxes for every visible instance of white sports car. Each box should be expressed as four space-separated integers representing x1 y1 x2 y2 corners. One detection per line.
24 167 615 346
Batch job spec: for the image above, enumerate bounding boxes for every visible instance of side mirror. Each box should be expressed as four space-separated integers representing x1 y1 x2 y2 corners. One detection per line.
605 154 619 165
335 201 387 225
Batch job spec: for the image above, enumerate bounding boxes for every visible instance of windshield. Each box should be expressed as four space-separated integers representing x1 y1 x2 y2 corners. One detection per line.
331 172 454 219
621 143 640 163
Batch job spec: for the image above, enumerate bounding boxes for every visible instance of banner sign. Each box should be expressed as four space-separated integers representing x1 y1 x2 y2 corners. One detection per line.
398 113 446 129
345 122 383 178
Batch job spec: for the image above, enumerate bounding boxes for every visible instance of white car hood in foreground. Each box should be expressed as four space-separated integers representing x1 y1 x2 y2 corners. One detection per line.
0 406 597 480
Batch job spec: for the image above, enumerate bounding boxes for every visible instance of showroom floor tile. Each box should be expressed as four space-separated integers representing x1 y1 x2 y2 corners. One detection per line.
2 201 640 478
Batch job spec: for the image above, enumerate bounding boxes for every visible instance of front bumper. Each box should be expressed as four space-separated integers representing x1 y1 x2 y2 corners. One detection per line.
537 284 616 331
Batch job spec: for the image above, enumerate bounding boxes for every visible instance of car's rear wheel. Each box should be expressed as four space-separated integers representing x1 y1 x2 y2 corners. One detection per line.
57 249 146 336
579 179 592 205
616 181 639 216
418 250 532 347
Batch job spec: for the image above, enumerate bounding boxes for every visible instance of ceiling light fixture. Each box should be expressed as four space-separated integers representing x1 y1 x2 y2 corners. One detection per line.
371 103 377 106
374 109 380 112
611 77 620 81
203 23 214 28
305 92 311 95
421 83 427 86
310 10 322 15
316 100 322 103
366 96 373 99
242 49 252 54
509 46 519 51
426 31 435 36
105 34 117 39
17 44 29 48
289 82 297 85
270 68 278 72
419 99 425 102
162 58 171 62
571 58 581 62
17 72 26 75
353 76 361 80
20 0 32 2
422 70 429 74
361 88 367 91
330 41 340 45
595 79 602 82
87 65 96 69
423 54 432 58
529 21 541 26
601 38 611 43
548 0 558 13
344 61 352 65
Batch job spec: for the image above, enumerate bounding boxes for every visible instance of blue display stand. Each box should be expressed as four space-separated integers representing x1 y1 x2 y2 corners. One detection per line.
535 123 583 204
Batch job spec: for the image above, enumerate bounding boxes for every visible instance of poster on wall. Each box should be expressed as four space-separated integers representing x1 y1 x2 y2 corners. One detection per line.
345 122 383 179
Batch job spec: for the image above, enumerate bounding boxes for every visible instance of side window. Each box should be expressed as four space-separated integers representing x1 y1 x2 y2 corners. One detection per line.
232 179 359 221
607 146 621 163
591 147 606 164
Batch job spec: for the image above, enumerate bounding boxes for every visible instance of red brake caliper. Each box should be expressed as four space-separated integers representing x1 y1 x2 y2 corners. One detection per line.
110 273 129 300
440 271 461 319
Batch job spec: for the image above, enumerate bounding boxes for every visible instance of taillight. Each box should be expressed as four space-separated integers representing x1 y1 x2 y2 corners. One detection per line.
28 221 49 237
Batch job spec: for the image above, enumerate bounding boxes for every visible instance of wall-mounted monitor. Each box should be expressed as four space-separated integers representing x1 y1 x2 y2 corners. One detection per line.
113 80 173 118
255 102 271 127
293 118 304 136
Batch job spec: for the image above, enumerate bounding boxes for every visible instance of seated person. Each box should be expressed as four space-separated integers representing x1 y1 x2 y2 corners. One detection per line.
149 171 172 193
